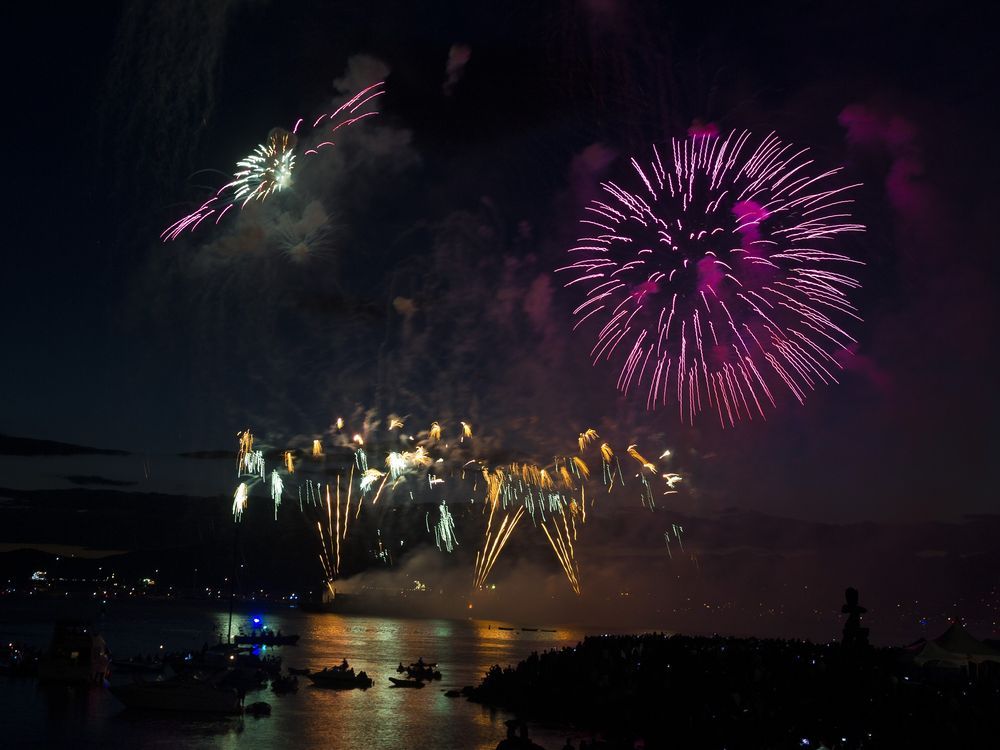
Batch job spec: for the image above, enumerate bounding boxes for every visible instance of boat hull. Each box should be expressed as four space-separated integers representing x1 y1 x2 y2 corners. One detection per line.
308 671 372 689
388 677 425 688
111 682 243 714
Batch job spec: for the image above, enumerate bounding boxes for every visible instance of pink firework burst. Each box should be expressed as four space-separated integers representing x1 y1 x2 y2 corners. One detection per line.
162 81 385 242
558 131 866 426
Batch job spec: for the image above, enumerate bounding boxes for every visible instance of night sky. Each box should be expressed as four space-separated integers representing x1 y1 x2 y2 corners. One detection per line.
2 1 998 624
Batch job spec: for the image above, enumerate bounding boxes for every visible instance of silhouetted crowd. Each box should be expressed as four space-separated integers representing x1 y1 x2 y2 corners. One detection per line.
471 633 1000 749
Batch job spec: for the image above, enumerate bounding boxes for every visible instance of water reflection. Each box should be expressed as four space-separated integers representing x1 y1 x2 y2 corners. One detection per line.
3 603 585 750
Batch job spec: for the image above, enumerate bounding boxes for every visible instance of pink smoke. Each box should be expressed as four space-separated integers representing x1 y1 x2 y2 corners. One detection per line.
688 120 720 137
732 199 770 248
835 345 892 392
443 44 471 96
838 103 936 229
568 143 618 207
697 256 723 291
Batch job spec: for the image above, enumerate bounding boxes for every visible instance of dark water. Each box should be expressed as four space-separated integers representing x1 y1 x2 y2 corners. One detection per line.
1 600 586 750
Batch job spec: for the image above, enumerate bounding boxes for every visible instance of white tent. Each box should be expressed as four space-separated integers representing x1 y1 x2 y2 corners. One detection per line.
912 623 1000 668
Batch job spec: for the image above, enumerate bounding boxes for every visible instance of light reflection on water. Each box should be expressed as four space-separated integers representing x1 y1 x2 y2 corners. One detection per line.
1 602 585 750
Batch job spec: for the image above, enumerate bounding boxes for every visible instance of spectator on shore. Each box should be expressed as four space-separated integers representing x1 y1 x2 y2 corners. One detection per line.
477 631 1000 749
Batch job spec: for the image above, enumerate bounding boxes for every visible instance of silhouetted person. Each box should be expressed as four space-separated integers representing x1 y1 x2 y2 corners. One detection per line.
496 720 519 750
841 586 869 647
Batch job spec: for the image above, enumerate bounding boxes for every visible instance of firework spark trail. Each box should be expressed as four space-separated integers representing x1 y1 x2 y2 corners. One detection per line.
369 473 390 506
434 501 458 552
237 430 253 474
343 464 354 540
244 449 265 481
387 451 406 480
672 522 685 552
270 470 283 519
162 81 385 242
541 505 582 595
336 479 342 573
359 468 385 493
233 482 248 521
558 130 865 426
283 450 295 474
316 520 335 581
474 505 525 589
326 484 334 571
626 444 655 472
232 418 686 590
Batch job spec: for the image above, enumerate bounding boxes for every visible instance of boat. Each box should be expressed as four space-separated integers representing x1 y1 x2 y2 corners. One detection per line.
308 665 373 689
405 665 441 681
399 659 437 670
245 701 271 717
166 643 277 689
110 673 243 714
112 656 164 675
233 628 299 647
397 658 440 680
498 626 514 631
388 676 425 688
521 628 538 632
37 620 111 685
271 674 298 694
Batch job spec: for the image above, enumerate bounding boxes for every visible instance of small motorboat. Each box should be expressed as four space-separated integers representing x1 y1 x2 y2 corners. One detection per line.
271 674 298 694
398 657 441 681
497 626 514 631
388 677 424 688
405 665 441 681
245 701 271 717
308 663 373 690
401 659 437 669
